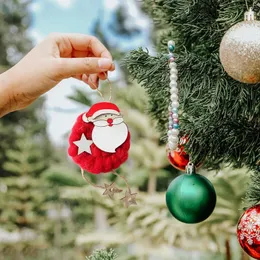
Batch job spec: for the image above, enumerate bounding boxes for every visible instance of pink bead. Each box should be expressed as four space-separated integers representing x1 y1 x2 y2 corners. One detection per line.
169 57 175 62
173 118 179 123
169 126 173 130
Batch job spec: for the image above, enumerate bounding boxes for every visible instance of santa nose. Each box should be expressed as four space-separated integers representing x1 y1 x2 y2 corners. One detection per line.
107 118 113 125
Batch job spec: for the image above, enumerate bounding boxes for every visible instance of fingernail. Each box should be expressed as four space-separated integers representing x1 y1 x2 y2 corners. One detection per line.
98 58 113 69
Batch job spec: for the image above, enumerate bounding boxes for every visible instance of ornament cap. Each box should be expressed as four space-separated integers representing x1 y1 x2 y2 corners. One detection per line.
244 7 256 21
186 162 196 175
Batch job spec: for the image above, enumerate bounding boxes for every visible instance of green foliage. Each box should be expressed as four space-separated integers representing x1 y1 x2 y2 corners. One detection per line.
0 0 32 66
43 166 85 187
107 168 248 259
86 249 118 260
124 0 260 203
246 166 260 205
0 116 55 233
198 168 249 235
110 6 141 37
0 176 51 231
0 2 53 177
0 0 54 243
67 88 93 106
3 132 47 176
0 99 53 176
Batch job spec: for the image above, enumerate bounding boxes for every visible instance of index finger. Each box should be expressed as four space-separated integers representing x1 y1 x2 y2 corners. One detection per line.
58 33 112 59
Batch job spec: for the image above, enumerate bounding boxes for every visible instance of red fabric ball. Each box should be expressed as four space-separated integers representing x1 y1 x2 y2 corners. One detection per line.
68 113 130 174
237 204 260 259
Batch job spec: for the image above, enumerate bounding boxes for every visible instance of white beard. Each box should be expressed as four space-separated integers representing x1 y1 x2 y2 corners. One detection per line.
92 122 128 153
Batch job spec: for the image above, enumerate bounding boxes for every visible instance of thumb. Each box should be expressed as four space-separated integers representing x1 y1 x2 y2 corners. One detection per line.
55 57 114 79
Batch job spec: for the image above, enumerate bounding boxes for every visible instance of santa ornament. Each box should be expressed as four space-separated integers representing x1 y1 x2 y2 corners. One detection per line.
68 88 136 207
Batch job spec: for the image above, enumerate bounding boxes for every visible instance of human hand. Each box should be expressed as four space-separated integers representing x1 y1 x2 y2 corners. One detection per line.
0 33 115 115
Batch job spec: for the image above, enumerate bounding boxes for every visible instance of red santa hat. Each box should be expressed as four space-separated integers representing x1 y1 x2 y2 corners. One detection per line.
82 102 120 122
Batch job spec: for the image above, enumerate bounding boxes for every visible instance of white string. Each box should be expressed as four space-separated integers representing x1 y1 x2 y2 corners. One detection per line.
106 77 113 102
88 72 113 102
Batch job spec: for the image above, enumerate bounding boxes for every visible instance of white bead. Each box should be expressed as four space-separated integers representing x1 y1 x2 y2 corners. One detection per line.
168 142 178 150
167 130 172 136
170 81 177 88
172 101 179 108
169 62 177 69
171 93 178 100
169 135 178 142
172 113 178 119
171 129 179 135
170 74 178 81
170 87 178 94
170 68 178 75
169 131 178 137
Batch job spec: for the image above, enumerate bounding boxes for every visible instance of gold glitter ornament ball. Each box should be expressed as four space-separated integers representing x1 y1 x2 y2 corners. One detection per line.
220 8 260 84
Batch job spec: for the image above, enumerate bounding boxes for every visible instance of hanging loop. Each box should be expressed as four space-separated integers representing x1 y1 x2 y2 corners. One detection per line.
186 162 196 175
88 72 113 102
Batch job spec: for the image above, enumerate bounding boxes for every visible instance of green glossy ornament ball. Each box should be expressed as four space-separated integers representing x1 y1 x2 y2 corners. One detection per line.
166 173 216 224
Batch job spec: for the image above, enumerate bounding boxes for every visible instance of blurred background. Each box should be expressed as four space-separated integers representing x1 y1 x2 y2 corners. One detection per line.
0 0 252 259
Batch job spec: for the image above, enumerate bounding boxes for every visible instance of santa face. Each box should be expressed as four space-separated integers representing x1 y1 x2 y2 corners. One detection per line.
91 113 128 153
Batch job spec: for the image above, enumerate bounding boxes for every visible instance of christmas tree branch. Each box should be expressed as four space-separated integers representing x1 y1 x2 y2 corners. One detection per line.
123 0 260 203
86 249 118 260
246 166 260 205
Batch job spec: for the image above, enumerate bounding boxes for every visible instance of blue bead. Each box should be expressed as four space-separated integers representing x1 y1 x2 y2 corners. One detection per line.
173 124 179 129
168 45 175 52
172 108 178 113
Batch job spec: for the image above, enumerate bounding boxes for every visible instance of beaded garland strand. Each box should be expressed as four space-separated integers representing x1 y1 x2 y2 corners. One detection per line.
167 41 180 151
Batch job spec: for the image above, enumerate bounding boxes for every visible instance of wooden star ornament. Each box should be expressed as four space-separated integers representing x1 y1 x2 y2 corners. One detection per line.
102 183 123 199
120 190 137 208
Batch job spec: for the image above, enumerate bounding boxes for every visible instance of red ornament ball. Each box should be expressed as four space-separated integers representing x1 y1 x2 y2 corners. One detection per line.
167 136 201 172
167 145 189 172
237 204 260 259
